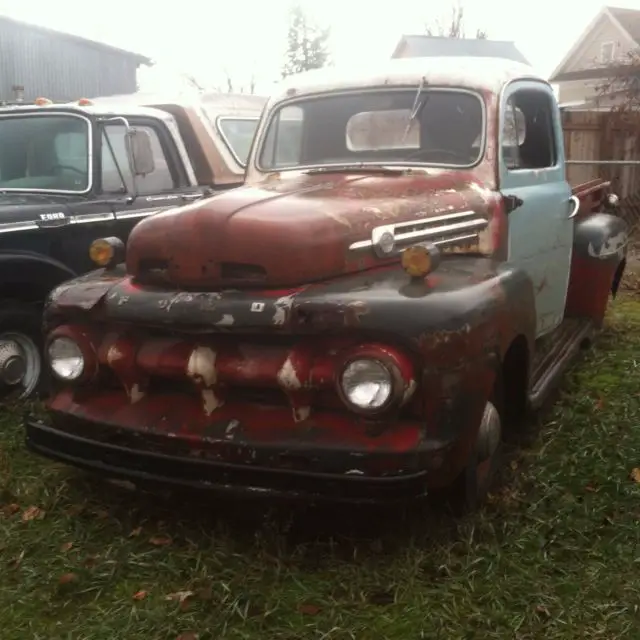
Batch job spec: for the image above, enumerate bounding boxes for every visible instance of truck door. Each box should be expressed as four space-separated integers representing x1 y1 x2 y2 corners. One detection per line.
99 118 202 238
498 81 575 338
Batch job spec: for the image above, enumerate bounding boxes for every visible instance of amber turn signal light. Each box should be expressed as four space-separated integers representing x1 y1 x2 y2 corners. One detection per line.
89 237 125 269
401 243 441 278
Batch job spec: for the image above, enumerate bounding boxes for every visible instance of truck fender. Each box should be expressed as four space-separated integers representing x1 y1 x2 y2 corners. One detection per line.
566 213 628 322
0 250 76 302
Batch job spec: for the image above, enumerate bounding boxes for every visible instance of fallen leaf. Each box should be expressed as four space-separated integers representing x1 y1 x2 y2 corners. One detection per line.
298 603 321 615
630 468 640 483
60 542 74 552
535 604 551 618
149 535 172 547
129 526 142 538
21 506 44 521
585 484 598 493
92 509 109 520
2 503 20 516
176 633 198 640
59 573 79 585
595 396 605 411
166 591 194 604
133 590 148 601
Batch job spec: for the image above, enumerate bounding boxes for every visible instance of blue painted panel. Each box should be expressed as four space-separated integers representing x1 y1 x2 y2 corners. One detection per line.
499 80 573 337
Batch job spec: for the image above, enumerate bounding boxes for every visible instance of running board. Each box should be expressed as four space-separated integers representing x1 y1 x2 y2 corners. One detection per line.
528 318 595 410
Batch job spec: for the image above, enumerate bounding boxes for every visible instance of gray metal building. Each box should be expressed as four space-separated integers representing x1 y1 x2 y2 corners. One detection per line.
0 16 151 103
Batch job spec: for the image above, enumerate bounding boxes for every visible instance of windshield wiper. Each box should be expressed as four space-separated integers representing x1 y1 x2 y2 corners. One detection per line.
401 76 428 144
303 164 407 176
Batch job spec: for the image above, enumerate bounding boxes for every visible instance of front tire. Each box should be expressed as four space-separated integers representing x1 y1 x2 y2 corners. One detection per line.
430 397 504 515
0 301 45 400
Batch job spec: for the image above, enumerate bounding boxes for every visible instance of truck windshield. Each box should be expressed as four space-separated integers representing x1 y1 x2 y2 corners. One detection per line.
216 117 260 166
0 114 90 192
258 89 484 171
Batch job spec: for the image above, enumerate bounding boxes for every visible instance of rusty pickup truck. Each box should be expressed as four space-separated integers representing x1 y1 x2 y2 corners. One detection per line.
25 57 627 512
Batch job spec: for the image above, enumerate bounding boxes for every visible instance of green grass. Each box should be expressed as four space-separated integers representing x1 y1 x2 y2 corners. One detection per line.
3 299 640 639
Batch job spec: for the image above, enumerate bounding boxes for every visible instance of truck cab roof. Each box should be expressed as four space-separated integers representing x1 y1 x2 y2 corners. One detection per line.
270 56 545 103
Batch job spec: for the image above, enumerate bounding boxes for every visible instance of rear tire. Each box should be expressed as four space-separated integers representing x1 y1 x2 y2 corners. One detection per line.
0 300 46 401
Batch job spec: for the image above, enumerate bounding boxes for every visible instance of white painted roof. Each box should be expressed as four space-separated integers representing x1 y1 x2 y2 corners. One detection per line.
272 56 544 104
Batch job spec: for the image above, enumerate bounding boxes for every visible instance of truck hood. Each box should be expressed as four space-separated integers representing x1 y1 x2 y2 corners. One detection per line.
126 170 494 289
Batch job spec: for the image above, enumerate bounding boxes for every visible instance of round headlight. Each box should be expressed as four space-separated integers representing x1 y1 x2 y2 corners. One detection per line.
48 337 85 381
340 359 393 411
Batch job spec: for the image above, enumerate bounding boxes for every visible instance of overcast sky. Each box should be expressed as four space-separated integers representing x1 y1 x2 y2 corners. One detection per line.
0 0 639 94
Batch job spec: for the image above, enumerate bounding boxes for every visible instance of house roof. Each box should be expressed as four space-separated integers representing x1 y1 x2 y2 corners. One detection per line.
608 7 640 42
549 6 640 83
0 15 152 66
391 35 530 65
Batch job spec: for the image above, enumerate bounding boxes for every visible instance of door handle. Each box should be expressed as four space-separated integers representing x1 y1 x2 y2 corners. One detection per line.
568 195 580 219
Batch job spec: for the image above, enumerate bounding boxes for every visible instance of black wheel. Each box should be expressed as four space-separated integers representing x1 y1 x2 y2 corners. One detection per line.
0 301 46 400
430 395 504 515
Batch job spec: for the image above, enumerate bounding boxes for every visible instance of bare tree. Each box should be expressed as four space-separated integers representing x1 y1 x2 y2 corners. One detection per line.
596 51 640 113
424 4 487 39
219 68 258 94
183 73 205 93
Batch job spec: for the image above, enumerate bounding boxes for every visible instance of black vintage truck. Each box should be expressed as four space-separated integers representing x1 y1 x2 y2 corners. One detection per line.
0 93 266 398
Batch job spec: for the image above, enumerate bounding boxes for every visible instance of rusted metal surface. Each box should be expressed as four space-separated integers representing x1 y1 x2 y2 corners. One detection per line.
566 213 628 326
36 173 619 501
124 172 501 290
42 253 537 491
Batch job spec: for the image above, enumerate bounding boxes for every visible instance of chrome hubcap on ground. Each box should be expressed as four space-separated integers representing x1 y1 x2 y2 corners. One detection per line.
0 332 41 397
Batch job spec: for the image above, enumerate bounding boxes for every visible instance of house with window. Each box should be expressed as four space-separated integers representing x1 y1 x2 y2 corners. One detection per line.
549 6 640 109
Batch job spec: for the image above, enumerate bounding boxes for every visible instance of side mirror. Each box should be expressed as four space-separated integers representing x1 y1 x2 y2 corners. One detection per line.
126 128 155 176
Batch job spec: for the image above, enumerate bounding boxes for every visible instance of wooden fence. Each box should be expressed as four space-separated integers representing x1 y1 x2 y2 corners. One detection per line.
563 110 640 233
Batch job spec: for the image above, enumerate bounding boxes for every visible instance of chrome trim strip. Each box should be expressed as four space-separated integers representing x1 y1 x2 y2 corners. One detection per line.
0 207 166 234
71 212 115 224
0 221 38 234
348 211 488 253
114 208 161 220
432 232 482 248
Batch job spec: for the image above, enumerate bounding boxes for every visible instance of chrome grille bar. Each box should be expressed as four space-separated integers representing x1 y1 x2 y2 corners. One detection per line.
349 210 489 255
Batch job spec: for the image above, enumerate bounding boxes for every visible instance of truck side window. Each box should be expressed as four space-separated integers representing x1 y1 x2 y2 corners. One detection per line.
503 90 557 170
260 106 303 168
101 124 174 194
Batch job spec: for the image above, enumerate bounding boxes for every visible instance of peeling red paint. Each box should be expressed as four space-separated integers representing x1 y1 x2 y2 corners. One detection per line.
125 172 496 290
